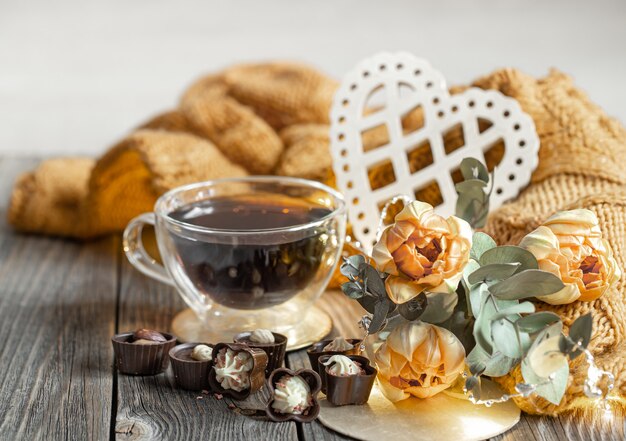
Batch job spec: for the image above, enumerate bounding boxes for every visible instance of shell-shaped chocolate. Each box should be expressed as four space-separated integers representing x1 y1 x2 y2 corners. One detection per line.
266 368 321 423
233 331 288 377
208 343 268 399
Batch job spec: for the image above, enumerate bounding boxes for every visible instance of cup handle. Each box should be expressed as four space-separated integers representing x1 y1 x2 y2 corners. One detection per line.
123 213 174 286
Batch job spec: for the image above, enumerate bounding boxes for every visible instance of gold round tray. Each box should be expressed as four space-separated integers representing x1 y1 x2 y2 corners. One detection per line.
171 305 332 351
318 379 520 441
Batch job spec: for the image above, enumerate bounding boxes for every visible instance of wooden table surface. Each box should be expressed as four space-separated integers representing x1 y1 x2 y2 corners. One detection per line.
0 157 623 441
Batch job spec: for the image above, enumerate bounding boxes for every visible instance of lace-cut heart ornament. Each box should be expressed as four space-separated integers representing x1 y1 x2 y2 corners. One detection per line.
330 52 540 251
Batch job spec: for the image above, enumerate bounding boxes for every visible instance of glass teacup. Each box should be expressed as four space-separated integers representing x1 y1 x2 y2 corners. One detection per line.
123 176 346 338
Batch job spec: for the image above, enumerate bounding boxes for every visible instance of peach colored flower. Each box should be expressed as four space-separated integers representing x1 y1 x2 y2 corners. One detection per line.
520 209 621 305
372 201 472 318
374 321 466 401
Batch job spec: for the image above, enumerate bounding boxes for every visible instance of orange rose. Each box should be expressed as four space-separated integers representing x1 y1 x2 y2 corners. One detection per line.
374 321 466 401
372 201 472 321
520 209 621 305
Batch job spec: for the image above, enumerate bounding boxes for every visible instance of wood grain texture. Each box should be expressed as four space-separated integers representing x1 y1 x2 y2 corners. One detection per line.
0 158 117 440
114 257 297 441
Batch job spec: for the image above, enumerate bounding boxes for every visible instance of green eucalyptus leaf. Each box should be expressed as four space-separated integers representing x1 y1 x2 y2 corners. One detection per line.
473 207 490 229
521 358 569 405
516 312 561 334
465 376 480 395
470 232 497 261
397 292 428 321
567 313 593 359
466 348 487 376
468 263 521 284
484 352 517 377
376 315 407 341
467 344 516 377
559 335 576 355
442 310 476 353
361 264 386 298
369 298 392 334
463 259 481 286
460 157 490 182
340 255 365 278
491 318 522 358
473 295 497 353
491 301 536 320
341 281 364 299
469 284 489 322
525 321 564 367
420 290 458 324
455 179 488 193
489 270 565 300
540 321 564 340
357 295 377 314
480 246 539 272
457 197 489 229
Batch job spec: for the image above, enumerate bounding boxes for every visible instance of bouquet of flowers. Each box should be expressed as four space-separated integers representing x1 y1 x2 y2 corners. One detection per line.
340 158 620 407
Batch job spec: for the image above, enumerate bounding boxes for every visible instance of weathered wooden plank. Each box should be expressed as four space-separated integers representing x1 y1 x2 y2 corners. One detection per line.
0 158 117 440
114 257 298 440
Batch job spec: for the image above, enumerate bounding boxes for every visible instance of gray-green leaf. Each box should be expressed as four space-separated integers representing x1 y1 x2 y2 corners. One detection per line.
397 292 427 321
470 232 497 261
490 270 565 300
473 294 497 353
567 313 593 359
340 255 365 278
491 318 522 358
369 298 392 334
469 284 489 322
480 245 539 272
521 358 569 405
357 295 377 314
468 263 521 285
455 179 488 194
460 157 490 182
516 312 561 333
341 281 364 299
491 301 536 320
465 376 480 396
467 344 517 377
362 264 386 297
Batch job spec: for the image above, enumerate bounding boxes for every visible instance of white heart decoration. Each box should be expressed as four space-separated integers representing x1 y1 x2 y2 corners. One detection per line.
330 52 540 251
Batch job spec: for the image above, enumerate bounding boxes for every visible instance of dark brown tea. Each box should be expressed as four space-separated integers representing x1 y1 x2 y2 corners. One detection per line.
169 194 332 310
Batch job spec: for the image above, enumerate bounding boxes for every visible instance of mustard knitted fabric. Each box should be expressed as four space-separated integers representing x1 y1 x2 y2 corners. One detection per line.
8 62 337 238
472 69 626 415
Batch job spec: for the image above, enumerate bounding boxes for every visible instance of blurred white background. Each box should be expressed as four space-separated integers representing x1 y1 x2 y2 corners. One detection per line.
1 0 624 157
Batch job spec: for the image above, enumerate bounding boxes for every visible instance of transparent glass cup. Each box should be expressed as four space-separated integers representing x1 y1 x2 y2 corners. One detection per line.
123 176 346 336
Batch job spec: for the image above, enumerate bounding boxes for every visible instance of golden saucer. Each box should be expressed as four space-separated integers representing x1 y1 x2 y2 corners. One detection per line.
317 380 520 441
171 305 332 351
